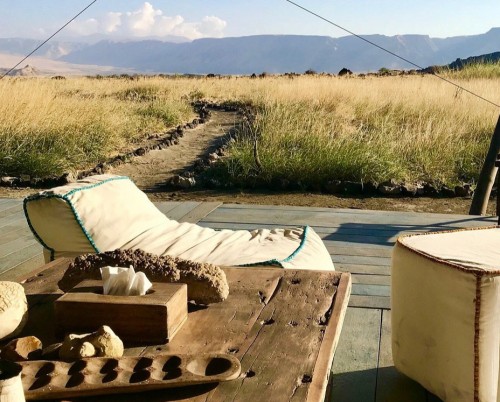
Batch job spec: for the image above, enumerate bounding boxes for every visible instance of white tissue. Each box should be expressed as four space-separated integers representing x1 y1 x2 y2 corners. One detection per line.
100 266 152 296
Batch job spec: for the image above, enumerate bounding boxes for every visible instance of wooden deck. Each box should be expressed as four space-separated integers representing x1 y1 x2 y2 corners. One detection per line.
0 198 495 401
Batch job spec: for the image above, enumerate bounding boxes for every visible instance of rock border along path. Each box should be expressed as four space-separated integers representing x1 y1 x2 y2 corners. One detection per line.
109 106 241 192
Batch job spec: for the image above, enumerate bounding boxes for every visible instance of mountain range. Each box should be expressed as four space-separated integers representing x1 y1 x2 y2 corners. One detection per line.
0 28 499 75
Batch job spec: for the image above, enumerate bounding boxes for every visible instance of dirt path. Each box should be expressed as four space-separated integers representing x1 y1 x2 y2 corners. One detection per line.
109 110 239 192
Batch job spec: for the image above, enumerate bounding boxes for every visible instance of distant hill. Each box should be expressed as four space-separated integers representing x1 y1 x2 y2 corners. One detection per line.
448 51 500 69
0 38 85 59
1 28 499 74
7 64 39 76
0 52 136 76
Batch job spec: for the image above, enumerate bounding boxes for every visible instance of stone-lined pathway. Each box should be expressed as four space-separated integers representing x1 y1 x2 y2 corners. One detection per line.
109 110 239 192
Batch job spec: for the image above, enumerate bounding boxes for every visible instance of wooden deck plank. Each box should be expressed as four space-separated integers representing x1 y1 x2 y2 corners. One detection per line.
352 274 391 286
0 253 45 281
213 203 494 223
153 201 182 216
0 204 23 219
202 207 494 228
0 232 39 259
0 198 22 207
331 255 389 266
323 234 400 246
0 226 31 245
0 210 25 229
325 240 394 251
0 199 22 215
327 245 392 258
330 307 382 401
0 243 43 274
336 263 391 276
163 201 201 221
349 295 390 310
376 310 428 402
352 283 390 297
177 201 222 224
0 221 30 236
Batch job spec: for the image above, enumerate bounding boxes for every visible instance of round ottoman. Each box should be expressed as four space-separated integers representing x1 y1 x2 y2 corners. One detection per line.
392 227 500 402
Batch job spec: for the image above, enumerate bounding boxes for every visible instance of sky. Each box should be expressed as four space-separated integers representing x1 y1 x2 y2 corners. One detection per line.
1 0 499 41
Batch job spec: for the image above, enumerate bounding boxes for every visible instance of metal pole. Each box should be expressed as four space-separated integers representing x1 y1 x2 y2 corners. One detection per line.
470 115 500 215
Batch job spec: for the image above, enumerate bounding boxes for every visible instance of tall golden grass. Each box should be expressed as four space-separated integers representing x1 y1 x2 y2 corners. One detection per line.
0 71 498 187
223 74 499 187
0 77 193 176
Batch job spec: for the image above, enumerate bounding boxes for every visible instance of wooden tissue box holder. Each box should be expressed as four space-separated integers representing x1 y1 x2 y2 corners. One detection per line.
55 280 187 344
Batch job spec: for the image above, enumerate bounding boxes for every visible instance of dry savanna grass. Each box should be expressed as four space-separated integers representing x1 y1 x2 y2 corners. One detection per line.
0 69 499 188
0 77 193 176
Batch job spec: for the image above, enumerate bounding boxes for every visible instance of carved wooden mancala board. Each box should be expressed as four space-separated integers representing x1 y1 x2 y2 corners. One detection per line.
20 354 241 400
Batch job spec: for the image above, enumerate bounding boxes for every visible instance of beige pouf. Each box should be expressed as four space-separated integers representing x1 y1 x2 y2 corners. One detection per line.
392 227 500 402
0 282 28 340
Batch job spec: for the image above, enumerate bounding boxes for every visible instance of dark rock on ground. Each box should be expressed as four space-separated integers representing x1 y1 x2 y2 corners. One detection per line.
440 186 456 197
378 180 402 195
423 183 439 196
362 181 378 194
324 180 342 194
343 181 363 194
401 183 424 196
171 175 196 189
455 184 472 197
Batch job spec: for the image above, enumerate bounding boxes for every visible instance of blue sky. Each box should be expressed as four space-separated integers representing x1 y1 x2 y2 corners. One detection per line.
1 1 499 40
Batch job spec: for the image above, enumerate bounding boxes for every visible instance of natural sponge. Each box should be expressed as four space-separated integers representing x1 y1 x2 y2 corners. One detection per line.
0 282 28 340
60 249 229 304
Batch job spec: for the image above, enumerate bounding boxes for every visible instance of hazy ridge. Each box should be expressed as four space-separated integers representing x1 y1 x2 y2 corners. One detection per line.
0 28 499 74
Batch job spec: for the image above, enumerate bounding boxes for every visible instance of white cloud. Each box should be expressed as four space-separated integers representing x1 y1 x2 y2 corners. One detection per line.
68 2 227 40
199 16 227 37
102 12 122 34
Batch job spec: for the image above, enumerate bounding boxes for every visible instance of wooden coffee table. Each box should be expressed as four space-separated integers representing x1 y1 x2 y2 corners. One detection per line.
13 259 351 402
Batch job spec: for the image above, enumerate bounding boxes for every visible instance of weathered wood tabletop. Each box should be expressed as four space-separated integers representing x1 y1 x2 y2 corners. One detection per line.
13 258 351 402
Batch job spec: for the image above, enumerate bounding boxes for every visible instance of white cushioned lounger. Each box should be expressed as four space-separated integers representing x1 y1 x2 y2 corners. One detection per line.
392 227 500 402
24 174 334 271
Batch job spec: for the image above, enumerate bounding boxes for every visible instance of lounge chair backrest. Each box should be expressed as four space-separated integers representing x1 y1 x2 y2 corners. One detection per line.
24 174 168 260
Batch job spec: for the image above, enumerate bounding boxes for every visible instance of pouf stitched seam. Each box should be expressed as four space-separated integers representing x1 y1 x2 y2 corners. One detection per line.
396 226 500 275
473 272 482 402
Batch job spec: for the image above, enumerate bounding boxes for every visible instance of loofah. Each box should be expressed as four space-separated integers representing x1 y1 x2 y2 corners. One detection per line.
60 249 229 304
